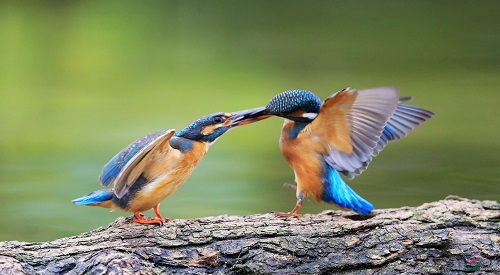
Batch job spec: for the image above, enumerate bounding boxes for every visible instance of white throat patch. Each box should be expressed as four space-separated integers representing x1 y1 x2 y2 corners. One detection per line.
302 112 318 119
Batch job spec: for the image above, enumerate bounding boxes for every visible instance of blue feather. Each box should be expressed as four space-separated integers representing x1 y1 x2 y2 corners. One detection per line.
288 122 308 139
373 103 434 156
72 189 114 205
320 164 374 215
100 131 166 186
100 154 122 186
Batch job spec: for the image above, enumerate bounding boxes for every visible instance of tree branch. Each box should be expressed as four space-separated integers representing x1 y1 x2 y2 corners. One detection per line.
1 196 499 274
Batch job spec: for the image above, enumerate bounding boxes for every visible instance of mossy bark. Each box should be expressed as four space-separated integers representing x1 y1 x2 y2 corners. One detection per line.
1 196 499 274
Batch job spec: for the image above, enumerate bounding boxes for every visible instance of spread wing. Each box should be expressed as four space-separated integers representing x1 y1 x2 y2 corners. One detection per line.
373 101 435 155
340 101 435 179
307 87 400 177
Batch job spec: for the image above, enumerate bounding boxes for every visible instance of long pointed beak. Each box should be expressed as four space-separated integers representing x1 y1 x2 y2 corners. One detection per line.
228 106 271 127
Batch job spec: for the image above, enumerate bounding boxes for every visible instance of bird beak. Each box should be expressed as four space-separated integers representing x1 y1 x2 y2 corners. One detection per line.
228 107 271 127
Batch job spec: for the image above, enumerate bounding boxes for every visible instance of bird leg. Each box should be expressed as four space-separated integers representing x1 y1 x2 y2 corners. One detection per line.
153 204 170 223
132 205 170 226
283 182 297 190
274 192 303 218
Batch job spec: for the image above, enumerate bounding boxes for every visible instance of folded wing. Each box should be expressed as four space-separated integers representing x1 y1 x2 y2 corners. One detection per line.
98 130 175 198
99 131 170 186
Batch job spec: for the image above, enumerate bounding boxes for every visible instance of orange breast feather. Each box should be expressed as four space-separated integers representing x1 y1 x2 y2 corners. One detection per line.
127 142 209 212
280 121 326 202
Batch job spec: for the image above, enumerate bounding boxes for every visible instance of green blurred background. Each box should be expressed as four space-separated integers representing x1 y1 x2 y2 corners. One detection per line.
1 1 499 242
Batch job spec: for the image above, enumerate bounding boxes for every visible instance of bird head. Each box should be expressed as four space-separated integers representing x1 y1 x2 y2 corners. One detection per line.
175 107 269 143
265 90 322 122
229 90 323 127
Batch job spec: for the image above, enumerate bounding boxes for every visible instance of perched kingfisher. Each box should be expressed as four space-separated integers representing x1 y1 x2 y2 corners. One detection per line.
236 87 434 217
72 108 267 225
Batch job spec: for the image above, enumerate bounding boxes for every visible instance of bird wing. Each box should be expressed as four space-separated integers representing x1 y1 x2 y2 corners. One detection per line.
374 101 435 155
307 87 400 177
99 130 175 199
99 131 173 186
333 101 436 179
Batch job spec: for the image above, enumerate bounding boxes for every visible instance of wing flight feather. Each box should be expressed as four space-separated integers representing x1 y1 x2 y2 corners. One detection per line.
309 87 400 177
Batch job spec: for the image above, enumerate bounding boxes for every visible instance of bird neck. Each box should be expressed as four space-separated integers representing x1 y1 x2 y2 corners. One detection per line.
169 136 195 153
285 121 309 139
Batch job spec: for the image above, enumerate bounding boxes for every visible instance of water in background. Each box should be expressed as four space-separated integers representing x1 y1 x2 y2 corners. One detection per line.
1 1 499 242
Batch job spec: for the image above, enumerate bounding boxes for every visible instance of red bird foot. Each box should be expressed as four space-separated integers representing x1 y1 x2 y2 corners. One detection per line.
273 211 302 218
132 212 170 226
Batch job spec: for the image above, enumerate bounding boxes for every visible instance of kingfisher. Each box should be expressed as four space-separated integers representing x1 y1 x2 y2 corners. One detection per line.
72 108 267 225
235 87 434 217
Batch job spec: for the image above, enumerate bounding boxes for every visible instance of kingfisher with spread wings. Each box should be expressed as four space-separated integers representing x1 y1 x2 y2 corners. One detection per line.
72 108 267 225
235 87 434 217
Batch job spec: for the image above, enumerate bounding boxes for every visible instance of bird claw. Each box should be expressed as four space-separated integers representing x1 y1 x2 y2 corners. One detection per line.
132 214 170 226
282 183 297 190
131 208 170 226
132 216 170 226
159 218 171 226
273 211 302 218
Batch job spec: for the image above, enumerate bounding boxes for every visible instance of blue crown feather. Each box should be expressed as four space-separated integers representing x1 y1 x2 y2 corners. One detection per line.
266 90 322 115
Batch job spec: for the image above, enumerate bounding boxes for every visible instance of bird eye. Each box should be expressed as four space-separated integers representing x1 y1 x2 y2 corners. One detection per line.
212 116 225 124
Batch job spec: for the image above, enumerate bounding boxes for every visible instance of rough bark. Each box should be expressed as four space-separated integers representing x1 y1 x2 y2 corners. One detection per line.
1 196 499 274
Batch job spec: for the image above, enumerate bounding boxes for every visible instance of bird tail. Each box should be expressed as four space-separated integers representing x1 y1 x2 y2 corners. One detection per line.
72 189 114 208
320 165 374 215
